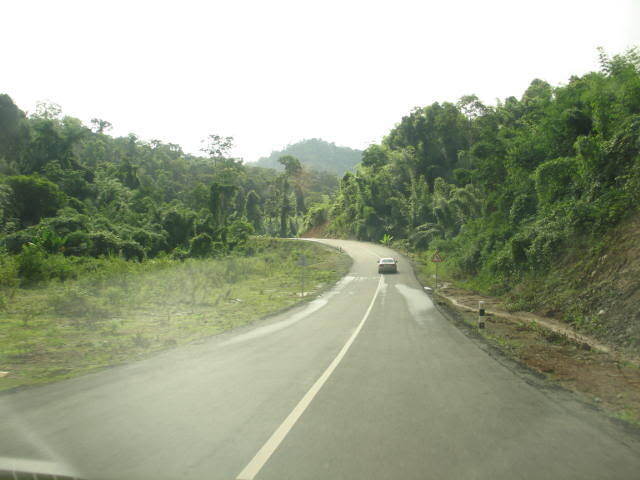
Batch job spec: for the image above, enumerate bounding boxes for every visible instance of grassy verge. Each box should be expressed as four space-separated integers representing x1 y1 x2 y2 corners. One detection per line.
0 238 351 391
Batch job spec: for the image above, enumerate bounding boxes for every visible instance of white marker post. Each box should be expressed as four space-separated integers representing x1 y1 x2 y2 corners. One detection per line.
431 250 443 290
478 300 486 329
298 254 307 297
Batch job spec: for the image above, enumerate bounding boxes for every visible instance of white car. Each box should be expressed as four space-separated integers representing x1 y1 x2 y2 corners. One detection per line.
377 257 398 274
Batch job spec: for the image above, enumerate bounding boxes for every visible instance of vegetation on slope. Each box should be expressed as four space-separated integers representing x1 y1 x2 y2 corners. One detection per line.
326 48 640 350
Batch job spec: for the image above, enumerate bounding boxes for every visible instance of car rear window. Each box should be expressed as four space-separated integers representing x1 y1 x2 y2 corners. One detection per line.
381 259 395 263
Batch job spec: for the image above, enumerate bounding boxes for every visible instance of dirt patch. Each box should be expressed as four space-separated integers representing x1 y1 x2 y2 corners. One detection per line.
438 294 640 427
300 222 329 238
438 284 614 354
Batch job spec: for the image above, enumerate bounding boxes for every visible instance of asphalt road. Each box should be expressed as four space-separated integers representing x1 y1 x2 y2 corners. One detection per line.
1 239 640 480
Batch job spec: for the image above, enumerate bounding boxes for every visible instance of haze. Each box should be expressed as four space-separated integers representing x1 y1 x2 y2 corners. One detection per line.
2 0 639 161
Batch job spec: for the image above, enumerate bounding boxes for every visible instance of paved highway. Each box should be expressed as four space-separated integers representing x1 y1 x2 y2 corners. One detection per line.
1 239 639 479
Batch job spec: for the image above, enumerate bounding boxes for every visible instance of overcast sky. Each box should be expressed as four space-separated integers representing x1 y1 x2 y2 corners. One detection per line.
3 0 639 162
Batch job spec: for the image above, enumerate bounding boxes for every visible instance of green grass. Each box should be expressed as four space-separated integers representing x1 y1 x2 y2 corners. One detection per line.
0 238 351 391
613 408 640 426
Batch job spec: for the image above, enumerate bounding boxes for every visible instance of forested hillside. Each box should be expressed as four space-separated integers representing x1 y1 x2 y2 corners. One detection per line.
326 48 640 348
0 96 337 285
254 138 361 176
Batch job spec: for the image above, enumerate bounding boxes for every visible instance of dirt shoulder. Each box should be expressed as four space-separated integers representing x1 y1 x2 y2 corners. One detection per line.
432 285 640 427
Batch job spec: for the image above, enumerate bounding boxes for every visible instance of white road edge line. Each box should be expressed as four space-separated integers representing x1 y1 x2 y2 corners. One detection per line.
235 274 385 480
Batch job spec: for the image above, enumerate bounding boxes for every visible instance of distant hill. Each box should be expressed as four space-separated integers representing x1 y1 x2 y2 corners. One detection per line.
254 138 361 176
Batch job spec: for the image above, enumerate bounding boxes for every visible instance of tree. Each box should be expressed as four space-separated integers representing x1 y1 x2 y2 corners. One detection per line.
201 134 234 166
189 233 215 257
244 190 263 233
5 175 64 226
209 182 238 243
274 156 303 237
90 118 112 134
33 101 62 120
278 155 302 176
277 175 291 237
0 94 30 166
228 219 254 249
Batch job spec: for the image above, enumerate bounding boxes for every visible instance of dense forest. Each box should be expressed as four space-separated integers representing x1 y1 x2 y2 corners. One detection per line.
326 48 640 297
0 97 338 285
254 138 362 176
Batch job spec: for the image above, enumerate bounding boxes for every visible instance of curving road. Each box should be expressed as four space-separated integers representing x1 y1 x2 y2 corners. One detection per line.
1 239 640 479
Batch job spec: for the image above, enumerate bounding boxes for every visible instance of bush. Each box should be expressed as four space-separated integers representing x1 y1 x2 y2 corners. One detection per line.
534 157 580 206
0 252 19 303
120 240 145 261
2 229 37 254
131 228 167 257
89 231 122 257
171 247 190 261
189 233 214 258
303 204 329 230
63 230 92 256
5 175 65 226
44 210 89 236
37 227 64 254
509 194 537 224
228 219 254 249
16 243 48 284
15 244 75 285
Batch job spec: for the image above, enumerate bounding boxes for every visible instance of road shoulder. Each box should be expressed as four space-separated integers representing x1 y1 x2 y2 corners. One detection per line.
406 255 640 431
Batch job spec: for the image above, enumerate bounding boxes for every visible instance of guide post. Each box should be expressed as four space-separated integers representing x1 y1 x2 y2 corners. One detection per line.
298 254 307 297
431 250 443 290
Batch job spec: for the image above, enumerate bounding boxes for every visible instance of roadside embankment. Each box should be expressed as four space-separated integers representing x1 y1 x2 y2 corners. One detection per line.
430 285 640 427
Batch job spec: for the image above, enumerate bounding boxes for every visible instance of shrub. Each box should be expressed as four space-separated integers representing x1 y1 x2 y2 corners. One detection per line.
120 240 145 261
37 227 65 254
189 233 214 258
509 194 537 224
131 228 167 256
0 252 19 302
228 219 254 249
5 175 65 226
534 157 580 206
16 243 48 285
63 230 92 256
2 229 37 254
171 247 190 261
303 204 329 230
89 231 122 257
510 231 533 265
44 210 89 236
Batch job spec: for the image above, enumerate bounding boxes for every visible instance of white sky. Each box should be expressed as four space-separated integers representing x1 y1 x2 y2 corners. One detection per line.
2 0 639 162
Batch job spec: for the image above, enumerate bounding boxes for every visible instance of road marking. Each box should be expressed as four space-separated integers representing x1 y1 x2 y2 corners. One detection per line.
395 283 436 324
220 276 355 347
235 275 385 480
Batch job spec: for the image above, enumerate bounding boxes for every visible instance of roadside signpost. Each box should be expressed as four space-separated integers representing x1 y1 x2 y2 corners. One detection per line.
298 254 307 297
431 250 443 290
